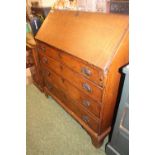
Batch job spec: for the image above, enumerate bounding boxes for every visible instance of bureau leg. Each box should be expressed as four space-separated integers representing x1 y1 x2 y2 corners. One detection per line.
91 137 104 148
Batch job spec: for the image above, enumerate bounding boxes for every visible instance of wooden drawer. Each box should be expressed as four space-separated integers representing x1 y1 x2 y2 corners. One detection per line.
39 52 61 75
39 53 103 103
61 53 104 87
37 41 104 87
43 66 101 118
44 78 99 132
37 41 61 61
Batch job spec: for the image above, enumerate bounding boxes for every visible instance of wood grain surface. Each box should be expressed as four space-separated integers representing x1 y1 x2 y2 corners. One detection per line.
36 10 128 69
32 10 129 148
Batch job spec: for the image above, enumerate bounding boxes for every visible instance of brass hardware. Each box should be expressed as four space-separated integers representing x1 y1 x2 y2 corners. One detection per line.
42 57 48 64
36 47 40 52
41 46 46 52
83 100 90 107
82 83 92 93
82 115 89 123
81 67 91 76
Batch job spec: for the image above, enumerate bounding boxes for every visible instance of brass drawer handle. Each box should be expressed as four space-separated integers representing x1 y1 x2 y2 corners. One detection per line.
41 46 46 52
82 115 89 123
82 83 92 93
83 100 90 107
81 67 91 76
36 47 40 52
42 57 48 64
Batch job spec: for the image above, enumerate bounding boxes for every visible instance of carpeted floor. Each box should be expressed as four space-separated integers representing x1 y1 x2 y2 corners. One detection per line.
26 84 108 155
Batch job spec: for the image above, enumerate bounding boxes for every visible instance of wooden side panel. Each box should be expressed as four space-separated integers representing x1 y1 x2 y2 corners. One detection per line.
31 48 44 91
100 30 129 134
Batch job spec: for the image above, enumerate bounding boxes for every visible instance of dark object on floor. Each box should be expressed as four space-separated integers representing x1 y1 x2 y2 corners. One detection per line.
106 65 129 155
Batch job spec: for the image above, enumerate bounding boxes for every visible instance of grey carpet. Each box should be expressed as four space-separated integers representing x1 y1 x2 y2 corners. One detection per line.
26 84 108 155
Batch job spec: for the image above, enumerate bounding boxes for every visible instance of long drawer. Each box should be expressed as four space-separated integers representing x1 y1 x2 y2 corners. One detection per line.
42 66 101 118
36 41 104 87
44 79 99 132
39 53 103 103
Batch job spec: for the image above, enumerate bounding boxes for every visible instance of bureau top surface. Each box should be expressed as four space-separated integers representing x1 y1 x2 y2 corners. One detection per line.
35 10 128 69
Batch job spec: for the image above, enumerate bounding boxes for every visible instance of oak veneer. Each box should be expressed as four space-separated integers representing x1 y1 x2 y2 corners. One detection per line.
31 10 129 148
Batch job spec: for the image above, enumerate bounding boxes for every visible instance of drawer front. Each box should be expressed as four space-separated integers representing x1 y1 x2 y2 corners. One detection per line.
39 53 61 75
60 63 103 103
37 42 61 61
37 41 104 87
43 66 101 118
39 53 103 103
44 79 99 132
61 53 104 87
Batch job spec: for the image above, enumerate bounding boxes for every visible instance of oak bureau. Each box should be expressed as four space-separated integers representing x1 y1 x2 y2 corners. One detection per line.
31 10 129 148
